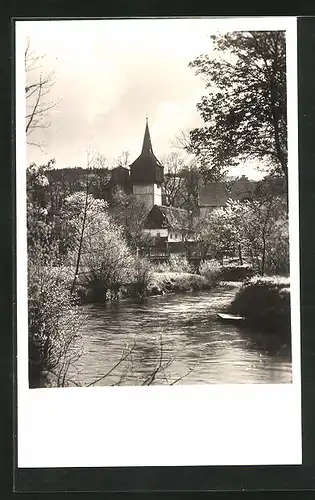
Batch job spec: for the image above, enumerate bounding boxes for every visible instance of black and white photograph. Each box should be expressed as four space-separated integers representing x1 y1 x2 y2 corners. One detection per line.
16 17 301 468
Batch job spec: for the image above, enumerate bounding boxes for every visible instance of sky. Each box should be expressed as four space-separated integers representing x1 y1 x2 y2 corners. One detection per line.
18 18 278 178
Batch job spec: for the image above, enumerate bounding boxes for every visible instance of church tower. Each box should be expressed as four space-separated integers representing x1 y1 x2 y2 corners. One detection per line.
130 118 164 210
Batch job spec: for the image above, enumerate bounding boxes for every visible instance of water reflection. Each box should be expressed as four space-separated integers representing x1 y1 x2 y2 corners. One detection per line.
68 283 292 386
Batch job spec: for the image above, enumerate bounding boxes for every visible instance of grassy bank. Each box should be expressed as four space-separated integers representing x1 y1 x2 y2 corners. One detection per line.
50 261 254 303
228 276 290 335
146 272 211 296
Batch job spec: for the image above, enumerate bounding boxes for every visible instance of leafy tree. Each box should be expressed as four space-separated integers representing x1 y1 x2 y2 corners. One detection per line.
79 211 135 302
238 198 288 276
26 160 59 260
28 241 85 388
62 189 108 293
109 189 154 252
221 196 289 276
192 207 236 263
188 31 287 184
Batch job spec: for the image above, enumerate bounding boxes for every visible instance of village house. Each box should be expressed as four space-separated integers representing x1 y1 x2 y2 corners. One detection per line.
108 119 258 258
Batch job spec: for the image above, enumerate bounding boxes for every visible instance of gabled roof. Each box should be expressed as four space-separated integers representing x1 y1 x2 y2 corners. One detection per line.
144 205 188 230
158 205 188 229
199 182 229 207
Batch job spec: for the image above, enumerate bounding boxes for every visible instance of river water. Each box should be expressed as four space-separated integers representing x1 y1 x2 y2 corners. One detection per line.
70 282 292 386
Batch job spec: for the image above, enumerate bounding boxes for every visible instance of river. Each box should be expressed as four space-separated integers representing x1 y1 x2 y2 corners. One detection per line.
69 282 292 386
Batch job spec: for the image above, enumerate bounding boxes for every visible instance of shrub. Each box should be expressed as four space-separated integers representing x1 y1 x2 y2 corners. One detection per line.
152 255 192 274
129 256 152 297
168 254 193 273
228 276 291 334
199 259 223 286
219 264 254 281
148 272 209 295
76 213 134 302
28 257 85 388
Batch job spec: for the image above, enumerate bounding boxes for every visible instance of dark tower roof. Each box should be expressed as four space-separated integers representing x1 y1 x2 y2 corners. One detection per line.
130 118 164 185
141 117 153 155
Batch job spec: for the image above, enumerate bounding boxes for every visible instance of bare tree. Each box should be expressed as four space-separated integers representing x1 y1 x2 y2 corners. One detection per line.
162 153 186 207
25 38 60 147
162 152 202 212
170 129 192 151
114 150 130 167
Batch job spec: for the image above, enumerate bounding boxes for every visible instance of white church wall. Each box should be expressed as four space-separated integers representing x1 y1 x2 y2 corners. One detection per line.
133 183 162 209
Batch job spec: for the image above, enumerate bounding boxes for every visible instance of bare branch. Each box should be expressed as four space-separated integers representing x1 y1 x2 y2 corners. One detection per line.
86 339 137 387
170 355 200 385
25 41 60 143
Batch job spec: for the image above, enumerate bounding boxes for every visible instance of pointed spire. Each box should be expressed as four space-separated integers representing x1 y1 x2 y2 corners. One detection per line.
141 116 153 155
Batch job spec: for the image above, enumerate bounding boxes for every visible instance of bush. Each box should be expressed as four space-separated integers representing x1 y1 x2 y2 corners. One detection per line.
219 264 254 281
28 257 85 387
148 272 209 295
152 254 192 274
199 259 223 286
228 276 290 334
76 214 135 302
129 256 152 297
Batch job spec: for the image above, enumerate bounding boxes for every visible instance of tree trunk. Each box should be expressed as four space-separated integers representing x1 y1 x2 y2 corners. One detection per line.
261 237 266 277
70 172 89 295
238 244 243 265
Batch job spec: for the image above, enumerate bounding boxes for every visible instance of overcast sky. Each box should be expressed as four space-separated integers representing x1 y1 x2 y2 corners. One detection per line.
19 18 286 178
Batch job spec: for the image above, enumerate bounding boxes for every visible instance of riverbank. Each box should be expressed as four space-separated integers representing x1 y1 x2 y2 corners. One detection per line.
227 276 290 335
76 271 214 303
146 272 211 296
77 262 252 303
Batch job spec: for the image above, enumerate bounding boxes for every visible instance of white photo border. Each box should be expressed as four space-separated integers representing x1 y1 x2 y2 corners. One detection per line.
16 16 301 468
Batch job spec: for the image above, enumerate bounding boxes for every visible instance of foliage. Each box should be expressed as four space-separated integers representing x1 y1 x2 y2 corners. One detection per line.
26 160 62 261
192 194 289 276
129 256 152 297
148 272 210 295
152 254 193 274
109 189 154 251
219 264 254 281
28 248 85 387
192 207 236 263
228 276 290 334
226 197 289 276
73 206 135 302
199 259 223 285
188 31 287 182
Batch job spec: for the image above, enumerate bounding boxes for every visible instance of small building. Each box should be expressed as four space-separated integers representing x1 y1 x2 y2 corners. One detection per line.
229 176 257 201
107 165 132 197
143 205 190 256
198 182 229 217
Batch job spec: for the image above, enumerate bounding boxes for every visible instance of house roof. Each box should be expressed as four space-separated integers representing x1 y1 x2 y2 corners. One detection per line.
229 177 257 199
108 165 130 187
144 205 188 230
199 182 229 207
